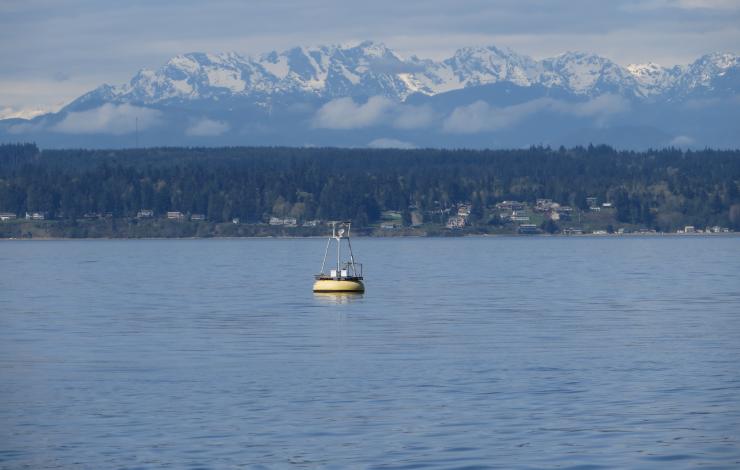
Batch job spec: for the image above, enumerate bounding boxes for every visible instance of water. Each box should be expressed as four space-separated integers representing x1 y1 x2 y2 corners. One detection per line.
1 237 739 469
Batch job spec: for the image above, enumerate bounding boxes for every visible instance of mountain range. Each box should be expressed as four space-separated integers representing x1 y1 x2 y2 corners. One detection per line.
1 41 738 149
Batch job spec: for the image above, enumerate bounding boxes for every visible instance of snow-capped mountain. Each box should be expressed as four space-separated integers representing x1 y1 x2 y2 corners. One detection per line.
539 52 640 96
626 63 682 96
1 41 738 149
73 41 415 108
401 46 541 95
69 41 737 109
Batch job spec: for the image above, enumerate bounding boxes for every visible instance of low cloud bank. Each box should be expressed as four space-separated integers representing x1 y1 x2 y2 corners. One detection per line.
368 138 417 149
669 135 695 146
186 118 230 136
53 103 162 135
314 94 628 134
313 96 435 130
443 95 630 134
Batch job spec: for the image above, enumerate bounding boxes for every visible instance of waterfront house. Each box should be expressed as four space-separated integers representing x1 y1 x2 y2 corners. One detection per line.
190 213 206 221
517 224 540 234
137 209 154 218
510 210 530 222
495 201 525 211
269 216 297 226
446 216 466 229
535 199 554 212
0 212 17 221
555 206 573 220
167 211 185 221
457 204 471 217
25 212 46 220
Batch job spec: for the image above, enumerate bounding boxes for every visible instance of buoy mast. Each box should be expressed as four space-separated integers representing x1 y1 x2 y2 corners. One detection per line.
313 221 365 292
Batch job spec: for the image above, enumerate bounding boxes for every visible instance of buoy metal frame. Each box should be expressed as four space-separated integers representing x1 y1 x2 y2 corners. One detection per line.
313 221 365 293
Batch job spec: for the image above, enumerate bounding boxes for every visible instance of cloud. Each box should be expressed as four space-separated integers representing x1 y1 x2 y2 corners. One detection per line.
313 96 435 130
443 95 630 134
7 120 45 134
569 94 630 117
368 138 417 149
313 96 395 129
626 0 740 10
443 99 549 134
318 94 629 135
670 135 695 146
52 103 162 135
186 117 230 136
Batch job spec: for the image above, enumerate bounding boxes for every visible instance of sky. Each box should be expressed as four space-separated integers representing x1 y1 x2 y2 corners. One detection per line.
0 0 738 118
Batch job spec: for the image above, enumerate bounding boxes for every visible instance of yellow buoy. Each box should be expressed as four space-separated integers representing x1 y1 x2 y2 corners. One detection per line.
313 221 365 293
312 278 365 293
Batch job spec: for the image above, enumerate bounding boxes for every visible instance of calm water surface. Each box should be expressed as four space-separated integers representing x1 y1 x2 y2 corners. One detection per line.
1 237 739 469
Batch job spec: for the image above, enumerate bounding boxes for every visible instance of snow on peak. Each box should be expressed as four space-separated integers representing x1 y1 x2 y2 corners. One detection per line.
540 52 636 95
84 43 738 106
626 62 679 95
446 45 538 87
700 52 738 70
672 52 739 95
627 62 662 76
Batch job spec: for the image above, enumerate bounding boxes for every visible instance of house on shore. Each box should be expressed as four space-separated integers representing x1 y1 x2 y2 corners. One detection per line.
535 199 554 212
457 205 472 217
496 201 525 211
446 216 466 229
0 212 17 221
270 216 297 226
510 210 530 222
518 224 540 234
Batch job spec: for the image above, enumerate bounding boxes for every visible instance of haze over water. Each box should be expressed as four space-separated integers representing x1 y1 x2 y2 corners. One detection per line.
1 237 739 468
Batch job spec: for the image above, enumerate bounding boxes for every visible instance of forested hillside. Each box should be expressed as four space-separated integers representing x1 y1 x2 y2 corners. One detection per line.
1 143 739 237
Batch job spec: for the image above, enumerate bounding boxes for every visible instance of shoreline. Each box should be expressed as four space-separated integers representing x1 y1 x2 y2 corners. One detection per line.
2 232 737 241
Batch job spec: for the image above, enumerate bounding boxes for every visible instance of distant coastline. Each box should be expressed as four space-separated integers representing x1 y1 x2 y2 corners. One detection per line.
2 145 739 238
1 219 736 241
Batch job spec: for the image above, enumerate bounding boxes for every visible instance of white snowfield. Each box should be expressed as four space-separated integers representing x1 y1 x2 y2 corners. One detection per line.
82 41 738 105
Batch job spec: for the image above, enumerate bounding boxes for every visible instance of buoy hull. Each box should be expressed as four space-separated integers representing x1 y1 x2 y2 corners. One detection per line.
313 279 365 293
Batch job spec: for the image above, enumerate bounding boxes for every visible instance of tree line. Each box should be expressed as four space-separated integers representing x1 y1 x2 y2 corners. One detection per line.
1 143 739 231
